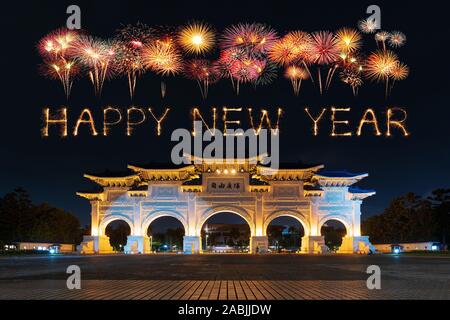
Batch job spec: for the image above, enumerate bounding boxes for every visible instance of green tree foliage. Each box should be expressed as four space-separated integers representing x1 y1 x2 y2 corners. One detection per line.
0 188 82 245
363 192 439 244
427 189 450 245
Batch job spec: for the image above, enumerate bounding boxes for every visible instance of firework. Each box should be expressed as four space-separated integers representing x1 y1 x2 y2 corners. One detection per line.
228 58 263 94
254 61 278 86
38 28 79 59
220 23 278 57
335 28 362 53
389 61 409 94
40 59 78 99
143 41 183 76
38 28 81 99
268 31 313 67
310 31 339 94
388 31 406 48
178 22 215 55
115 23 155 99
71 36 118 96
284 65 309 96
340 69 363 96
184 59 219 98
374 31 390 50
365 50 399 97
358 19 377 34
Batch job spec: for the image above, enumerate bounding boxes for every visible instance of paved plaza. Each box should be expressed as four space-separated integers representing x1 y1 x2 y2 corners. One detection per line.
0 254 449 300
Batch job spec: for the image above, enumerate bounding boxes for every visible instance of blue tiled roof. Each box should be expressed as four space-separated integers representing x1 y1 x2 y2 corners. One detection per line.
316 170 367 178
348 187 376 194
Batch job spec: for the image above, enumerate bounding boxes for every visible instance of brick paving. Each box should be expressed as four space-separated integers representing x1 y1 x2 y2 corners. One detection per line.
0 254 449 300
0 279 448 300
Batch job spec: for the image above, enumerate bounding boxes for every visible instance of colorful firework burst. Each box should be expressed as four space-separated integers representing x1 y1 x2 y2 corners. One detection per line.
388 31 406 48
365 50 399 97
71 36 118 96
284 65 309 96
220 23 278 57
184 59 219 98
358 18 377 34
340 69 363 96
178 22 215 55
143 41 183 76
38 28 81 99
268 31 312 66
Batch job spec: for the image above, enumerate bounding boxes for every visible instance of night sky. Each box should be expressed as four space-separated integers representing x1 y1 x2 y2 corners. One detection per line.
1 0 449 227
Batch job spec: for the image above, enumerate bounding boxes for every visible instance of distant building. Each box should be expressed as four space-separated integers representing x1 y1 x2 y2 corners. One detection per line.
13 242 75 253
204 223 250 245
373 242 441 253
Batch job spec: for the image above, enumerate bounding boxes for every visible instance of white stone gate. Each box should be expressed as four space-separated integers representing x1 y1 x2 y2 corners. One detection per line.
77 156 375 254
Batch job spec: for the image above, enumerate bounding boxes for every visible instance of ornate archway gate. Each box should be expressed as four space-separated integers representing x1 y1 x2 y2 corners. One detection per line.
77 156 376 254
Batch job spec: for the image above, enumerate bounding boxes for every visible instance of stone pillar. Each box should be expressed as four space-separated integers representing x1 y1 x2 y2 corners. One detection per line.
124 235 151 254
338 236 375 254
250 236 268 253
183 236 202 254
77 235 114 254
301 236 326 254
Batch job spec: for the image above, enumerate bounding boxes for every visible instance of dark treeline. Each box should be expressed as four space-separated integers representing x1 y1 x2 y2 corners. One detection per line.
0 188 83 246
363 190 450 245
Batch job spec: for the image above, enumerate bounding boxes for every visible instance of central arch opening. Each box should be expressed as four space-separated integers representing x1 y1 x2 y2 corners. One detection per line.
321 220 347 252
146 216 185 253
105 221 131 252
267 216 305 253
201 212 251 253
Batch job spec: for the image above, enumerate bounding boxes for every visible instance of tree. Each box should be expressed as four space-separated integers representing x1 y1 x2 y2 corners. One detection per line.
0 188 82 246
363 193 438 244
427 189 450 245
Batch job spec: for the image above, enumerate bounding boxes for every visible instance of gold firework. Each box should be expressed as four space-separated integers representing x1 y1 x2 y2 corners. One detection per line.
391 61 409 81
335 28 361 53
178 22 215 54
143 42 183 76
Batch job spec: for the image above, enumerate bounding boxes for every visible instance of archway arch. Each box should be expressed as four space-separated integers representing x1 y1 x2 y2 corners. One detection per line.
319 218 349 251
142 210 187 253
197 206 255 237
141 210 188 235
318 215 352 237
99 214 134 236
197 206 254 253
263 210 310 237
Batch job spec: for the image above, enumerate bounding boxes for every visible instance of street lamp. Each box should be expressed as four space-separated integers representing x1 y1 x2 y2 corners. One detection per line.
205 225 209 251
150 235 153 253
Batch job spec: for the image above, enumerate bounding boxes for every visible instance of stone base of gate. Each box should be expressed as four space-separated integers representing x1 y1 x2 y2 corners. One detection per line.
338 236 375 254
250 236 268 254
301 236 327 254
183 236 202 254
124 236 151 254
77 235 114 254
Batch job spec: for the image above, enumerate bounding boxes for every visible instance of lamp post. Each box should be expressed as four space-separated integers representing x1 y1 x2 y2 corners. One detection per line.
150 235 153 253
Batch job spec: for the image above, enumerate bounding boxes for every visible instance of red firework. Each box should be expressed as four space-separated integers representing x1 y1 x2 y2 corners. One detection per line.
184 59 219 98
220 23 278 57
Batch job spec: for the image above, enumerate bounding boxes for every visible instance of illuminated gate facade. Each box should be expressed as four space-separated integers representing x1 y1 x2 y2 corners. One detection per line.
77 156 375 254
